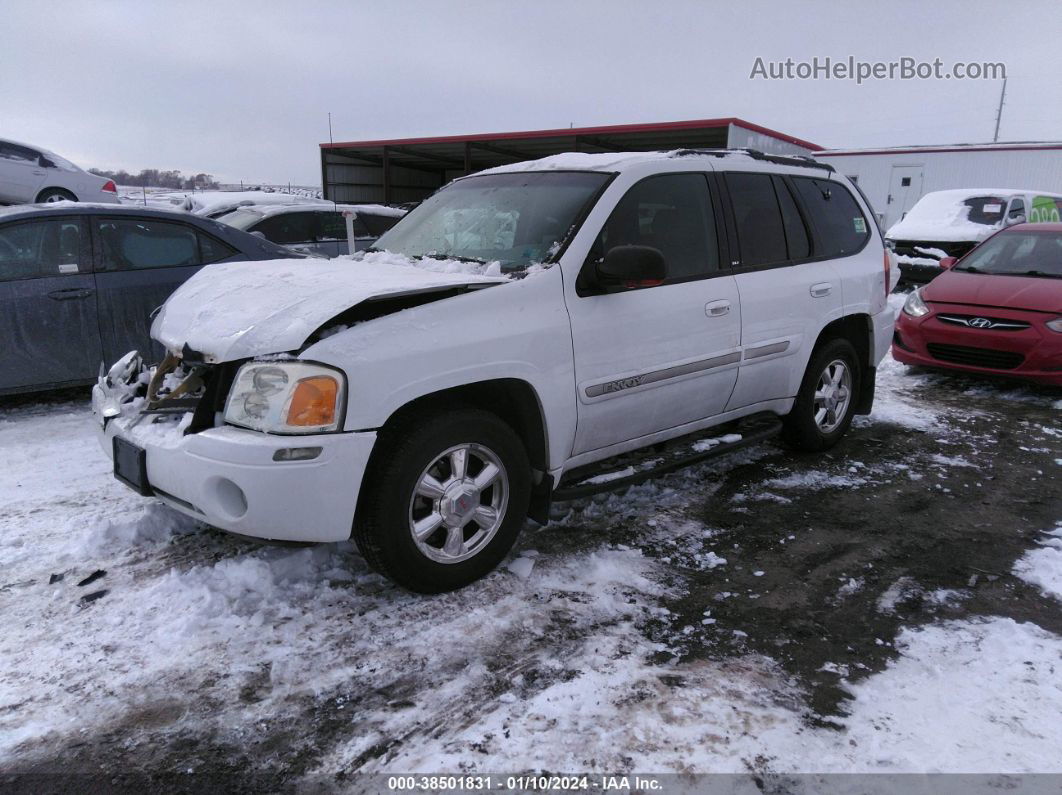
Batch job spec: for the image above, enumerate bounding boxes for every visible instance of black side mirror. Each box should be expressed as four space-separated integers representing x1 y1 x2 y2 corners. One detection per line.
596 245 667 289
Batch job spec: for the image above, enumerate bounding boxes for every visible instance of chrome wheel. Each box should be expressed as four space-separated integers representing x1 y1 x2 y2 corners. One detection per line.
408 443 509 565
813 359 852 433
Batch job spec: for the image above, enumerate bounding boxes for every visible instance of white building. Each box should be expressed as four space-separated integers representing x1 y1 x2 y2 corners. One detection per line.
814 142 1062 231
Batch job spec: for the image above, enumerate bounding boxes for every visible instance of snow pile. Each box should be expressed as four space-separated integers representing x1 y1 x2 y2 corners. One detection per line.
1013 523 1062 600
75 502 200 557
885 189 1012 242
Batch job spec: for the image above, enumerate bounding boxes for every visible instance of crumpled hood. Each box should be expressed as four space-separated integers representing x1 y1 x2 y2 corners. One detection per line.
152 258 505 362
925 270 1062 313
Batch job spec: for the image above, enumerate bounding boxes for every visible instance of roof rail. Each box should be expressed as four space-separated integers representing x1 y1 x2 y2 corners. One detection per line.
670 148 835 173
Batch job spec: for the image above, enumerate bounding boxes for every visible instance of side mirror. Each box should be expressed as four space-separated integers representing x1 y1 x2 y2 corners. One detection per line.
596 245 667 289
1006 214 1026 226
939 256 957 270
250 230 267 240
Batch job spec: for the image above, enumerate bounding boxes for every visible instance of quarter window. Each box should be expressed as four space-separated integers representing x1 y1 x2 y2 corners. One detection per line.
590 173 718 281
198 233 237 264
725 173 788 266
791 177 870 257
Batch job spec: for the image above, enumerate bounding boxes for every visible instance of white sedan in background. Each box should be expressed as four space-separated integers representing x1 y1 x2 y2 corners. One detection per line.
0 137 119 205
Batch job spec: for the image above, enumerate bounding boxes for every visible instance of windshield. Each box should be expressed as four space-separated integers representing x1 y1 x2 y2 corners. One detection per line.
958 230 1062 277
215 208 264 231
371 171 611 270
962 196 1007 226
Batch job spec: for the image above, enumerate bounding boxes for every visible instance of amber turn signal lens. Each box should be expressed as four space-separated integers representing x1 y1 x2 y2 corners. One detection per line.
285 376 338 427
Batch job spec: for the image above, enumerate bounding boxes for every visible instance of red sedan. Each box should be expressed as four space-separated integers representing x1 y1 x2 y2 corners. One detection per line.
892 223 1062 386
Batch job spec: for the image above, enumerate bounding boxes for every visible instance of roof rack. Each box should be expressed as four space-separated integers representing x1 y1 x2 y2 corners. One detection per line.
670 148 835 173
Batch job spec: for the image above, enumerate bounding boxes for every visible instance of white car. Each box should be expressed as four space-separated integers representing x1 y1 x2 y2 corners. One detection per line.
214 203 406 257
0 137 119 205
93 149 894 592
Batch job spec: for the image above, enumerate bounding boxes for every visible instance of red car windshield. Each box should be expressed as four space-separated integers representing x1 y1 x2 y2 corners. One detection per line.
959 230 1062 278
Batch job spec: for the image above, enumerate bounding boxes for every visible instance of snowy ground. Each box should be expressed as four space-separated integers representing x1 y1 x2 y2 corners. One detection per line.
1 306 1060 788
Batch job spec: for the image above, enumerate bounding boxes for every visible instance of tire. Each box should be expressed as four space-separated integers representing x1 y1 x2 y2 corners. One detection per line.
782 338 861 453
353 408 531 593
36 188 77 203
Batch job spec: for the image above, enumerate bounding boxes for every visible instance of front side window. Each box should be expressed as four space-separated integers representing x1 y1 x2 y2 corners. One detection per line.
372 171 611 271
588 173 718 281
254 212 316 245
791 177 870 257
0 219 84 281
97 218 200 270
0 142 40 164
1008 198 1026 219
726 173 788 266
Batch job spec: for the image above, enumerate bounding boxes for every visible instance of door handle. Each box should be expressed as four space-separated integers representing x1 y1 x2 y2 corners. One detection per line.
810 283 832 298
705 300 731 317
47 288 93 301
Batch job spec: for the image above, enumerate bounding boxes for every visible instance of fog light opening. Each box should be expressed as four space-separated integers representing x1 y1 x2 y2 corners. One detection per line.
211 477 248 519
273 446 323 462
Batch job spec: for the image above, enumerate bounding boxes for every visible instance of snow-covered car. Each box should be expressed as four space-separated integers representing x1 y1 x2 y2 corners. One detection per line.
885 189 1062 284
93 149 895 592
0 203 303 396
215 203 406 257
0 137 119 205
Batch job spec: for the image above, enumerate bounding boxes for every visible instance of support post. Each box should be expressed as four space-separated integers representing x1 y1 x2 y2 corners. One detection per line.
382 146 391 204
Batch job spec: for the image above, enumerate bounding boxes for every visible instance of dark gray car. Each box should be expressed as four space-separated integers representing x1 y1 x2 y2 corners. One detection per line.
0 203 302 396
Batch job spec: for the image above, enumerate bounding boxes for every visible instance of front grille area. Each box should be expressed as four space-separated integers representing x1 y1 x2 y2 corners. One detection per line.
937 314 1030 331
927 343 1024 370
892 240 978 260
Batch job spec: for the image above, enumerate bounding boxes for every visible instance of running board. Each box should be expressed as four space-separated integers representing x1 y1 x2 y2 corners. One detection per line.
553 413 782 501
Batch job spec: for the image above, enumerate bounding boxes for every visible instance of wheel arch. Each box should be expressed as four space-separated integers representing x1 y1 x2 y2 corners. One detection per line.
35 186 77 203
811 312 875 415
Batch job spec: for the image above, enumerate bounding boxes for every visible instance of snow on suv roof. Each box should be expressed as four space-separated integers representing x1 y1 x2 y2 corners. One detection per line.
480 148 833 175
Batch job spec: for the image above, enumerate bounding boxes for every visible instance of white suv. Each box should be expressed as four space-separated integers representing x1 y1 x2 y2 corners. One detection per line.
93 149 894 592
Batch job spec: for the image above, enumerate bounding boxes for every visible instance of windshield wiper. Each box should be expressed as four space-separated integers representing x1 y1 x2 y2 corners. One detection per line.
1019 269 1061 279
418 252 488 265
955 265 981 273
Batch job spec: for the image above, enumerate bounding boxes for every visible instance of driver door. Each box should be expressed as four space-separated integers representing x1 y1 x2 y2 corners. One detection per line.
565 172 741 456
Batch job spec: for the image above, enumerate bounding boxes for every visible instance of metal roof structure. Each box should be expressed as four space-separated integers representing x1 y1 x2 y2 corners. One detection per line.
320 117 821 204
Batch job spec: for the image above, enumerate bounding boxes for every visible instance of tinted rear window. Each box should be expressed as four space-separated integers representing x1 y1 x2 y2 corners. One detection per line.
791 177 869 257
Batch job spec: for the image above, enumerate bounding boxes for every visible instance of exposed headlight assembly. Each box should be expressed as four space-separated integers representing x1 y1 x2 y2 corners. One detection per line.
902 288 930 318
224 361 345 434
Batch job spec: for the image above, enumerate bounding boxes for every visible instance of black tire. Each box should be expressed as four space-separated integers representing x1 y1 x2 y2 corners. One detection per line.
782 338 861 453
353 408 531 593
36 188 77 203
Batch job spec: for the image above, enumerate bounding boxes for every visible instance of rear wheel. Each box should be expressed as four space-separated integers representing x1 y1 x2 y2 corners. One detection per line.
36 188 77 203
782 338 860 452
354 408 530 593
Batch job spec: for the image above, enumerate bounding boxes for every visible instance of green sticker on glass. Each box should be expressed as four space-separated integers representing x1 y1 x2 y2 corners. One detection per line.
853 217 866 234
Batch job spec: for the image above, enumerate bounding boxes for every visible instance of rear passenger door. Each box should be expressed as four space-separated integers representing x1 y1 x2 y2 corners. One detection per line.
92 215 239 363
0 216 102 392
720 171 845 411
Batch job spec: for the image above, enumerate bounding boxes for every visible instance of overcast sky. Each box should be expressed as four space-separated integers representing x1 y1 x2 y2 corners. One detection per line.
3 0 1059 186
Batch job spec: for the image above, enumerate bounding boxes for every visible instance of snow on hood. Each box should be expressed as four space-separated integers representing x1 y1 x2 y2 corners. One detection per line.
152 256 506 362
886 190 1012 243
924 269 1062 314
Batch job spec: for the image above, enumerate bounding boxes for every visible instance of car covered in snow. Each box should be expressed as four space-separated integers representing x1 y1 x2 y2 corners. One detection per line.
0 203 302 396
0 137 119 205
893 222 1062 384
885 188 1062 284
214 203 406 257
93 149 895 592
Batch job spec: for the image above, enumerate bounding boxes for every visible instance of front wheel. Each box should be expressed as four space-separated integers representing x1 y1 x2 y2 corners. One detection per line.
353 408 531 593
782 338 861 452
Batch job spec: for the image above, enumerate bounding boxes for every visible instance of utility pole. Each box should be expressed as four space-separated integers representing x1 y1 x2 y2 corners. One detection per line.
993 77 1007 143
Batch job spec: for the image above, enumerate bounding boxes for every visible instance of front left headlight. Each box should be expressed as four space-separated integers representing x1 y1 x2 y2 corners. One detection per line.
1046 317 1062 333
902 288 930 318
224 361 346 434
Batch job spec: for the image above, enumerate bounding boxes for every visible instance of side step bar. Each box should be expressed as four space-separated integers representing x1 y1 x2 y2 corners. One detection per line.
553 413 783 502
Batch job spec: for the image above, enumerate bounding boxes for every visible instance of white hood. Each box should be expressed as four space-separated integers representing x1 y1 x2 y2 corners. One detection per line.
152 258 505 362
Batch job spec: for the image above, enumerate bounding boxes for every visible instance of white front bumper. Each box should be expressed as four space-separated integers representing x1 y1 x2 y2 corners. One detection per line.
96 407 375 544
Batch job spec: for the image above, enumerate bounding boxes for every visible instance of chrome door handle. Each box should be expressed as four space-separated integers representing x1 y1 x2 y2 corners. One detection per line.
705 300 731 317
810 283 832 298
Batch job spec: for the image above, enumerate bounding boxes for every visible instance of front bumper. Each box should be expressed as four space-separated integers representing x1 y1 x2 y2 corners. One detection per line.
892 305 1062 386
93 374 376 543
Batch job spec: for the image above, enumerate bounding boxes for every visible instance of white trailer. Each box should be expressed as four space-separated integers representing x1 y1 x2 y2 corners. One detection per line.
814 142 1062 231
